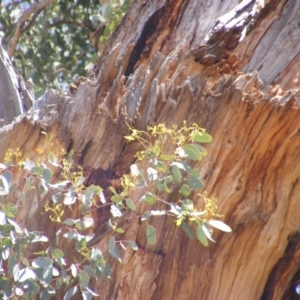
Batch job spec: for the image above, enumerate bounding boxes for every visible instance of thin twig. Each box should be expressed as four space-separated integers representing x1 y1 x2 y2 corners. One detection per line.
46 19 95 32
23 8 43 33
8 0 55 58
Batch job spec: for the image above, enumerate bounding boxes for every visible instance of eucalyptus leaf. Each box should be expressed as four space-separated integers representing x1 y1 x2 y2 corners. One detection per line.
141 211 150 221
79 270 90 289
146 225 156 245
63 286 78 300
182 221 194 239
125 198 136 211
108 237 121 262
192 132 212 143
196 226 208 246
187 176 204 190
208 220 232 232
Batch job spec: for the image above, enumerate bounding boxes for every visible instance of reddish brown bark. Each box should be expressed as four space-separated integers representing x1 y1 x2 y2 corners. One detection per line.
2 0 300 299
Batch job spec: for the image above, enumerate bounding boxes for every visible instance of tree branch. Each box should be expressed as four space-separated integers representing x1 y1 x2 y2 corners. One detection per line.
45 19 95 32
23 8 43 33
8 0 55 58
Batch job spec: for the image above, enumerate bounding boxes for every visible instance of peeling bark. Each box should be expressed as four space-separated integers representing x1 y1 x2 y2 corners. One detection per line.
1 0 300 299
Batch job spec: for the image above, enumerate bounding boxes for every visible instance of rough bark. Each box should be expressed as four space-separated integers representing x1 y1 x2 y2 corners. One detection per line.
1 0 300 299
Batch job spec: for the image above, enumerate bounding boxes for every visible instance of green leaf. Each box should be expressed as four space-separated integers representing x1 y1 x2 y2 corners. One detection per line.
146 225 156 245
125 198 136 211
128 241 138 250
171 165 182 182
156 180 171 193
32 257 52 268
208 220 232 232
8 256 17 276
18 267 37 282
187 176 204 190
68 150 74 159
87 184 102 195
32 166 44 176
52 249 64 259
192 132 212 143
196 226 208 246
79 270 90 289
182 221 194 239
115 228 125 233
42 264 53 285
181 144 202 160
75 221 86 230
108 237 121 262
43 168 51 184
141 211 150 221
64 286 78 300
111 194 122 203
193 144 208 155
190 169 200 177
109 186 117 195
155 161 169 172
202 223 215 242
64 219 75 226
39 289 51 300
141 193 156 204
179 184 190 196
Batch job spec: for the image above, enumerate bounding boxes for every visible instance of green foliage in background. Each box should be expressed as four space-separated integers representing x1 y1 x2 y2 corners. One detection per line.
0 0 131 97
0 123 231 299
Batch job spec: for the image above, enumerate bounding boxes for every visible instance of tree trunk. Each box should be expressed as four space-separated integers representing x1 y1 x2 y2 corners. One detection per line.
2 0 300 299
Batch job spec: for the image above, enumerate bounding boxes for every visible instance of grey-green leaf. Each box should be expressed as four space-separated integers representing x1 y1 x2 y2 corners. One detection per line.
79 270 90 289
141 192 156 204
196 226 208 246
108 237 121 262
32 166 44 176
128 241 138 250
146 225 156 245
172 165 182 182
192 132 212 143
187 176 204 190
141 211 150 221
182 221 194 239
125 198 136 211
179 184 190 196
43 168 51 183
64 286 78 300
